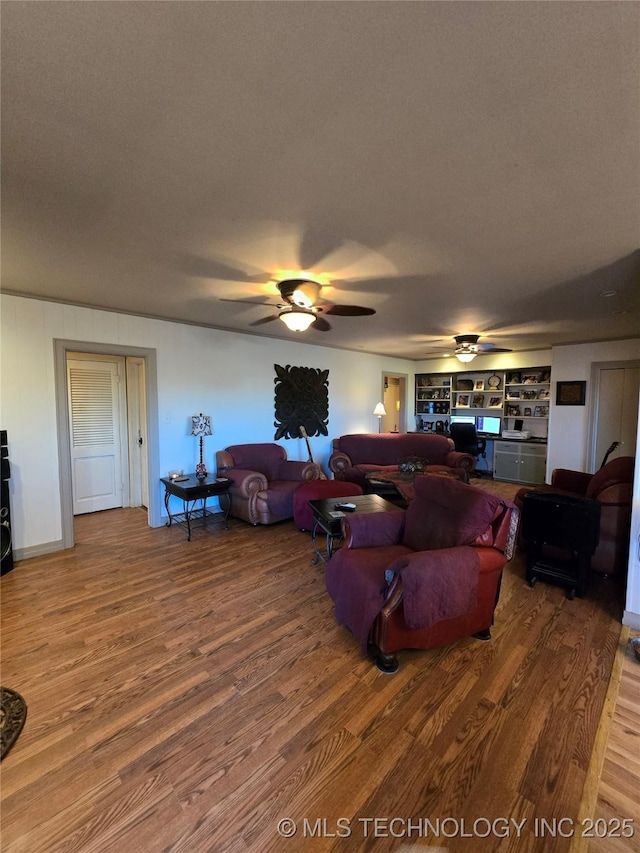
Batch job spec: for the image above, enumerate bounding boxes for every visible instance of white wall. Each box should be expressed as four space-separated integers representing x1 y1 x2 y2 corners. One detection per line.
546 340 640 476
1 294 413 556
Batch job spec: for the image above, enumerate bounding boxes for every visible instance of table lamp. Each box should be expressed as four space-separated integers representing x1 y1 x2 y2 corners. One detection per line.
191 413 212 478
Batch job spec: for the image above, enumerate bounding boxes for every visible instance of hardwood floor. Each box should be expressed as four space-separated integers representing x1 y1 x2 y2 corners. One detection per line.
0 506 632 852
585 631 640 853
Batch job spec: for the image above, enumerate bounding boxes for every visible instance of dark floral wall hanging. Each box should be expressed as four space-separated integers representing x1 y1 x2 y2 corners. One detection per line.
273 364 329 440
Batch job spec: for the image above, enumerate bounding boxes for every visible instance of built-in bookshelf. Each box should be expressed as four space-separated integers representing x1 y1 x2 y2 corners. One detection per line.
415 367 551 435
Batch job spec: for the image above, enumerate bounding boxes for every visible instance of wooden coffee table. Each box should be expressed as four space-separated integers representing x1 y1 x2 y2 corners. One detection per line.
366 468 468 502
308 493 402 565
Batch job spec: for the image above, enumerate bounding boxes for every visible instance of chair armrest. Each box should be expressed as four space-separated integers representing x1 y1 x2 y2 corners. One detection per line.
219 467 267 497
380 545 506 617
445 450 476 472
278 459 321 481
551 469 591 494
593 482 633 505
216 449 235 470
328 451 352 478
342 510 405 548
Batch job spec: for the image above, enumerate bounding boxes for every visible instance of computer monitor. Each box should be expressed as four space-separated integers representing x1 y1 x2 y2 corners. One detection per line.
476 415 501 436
450 415 476 426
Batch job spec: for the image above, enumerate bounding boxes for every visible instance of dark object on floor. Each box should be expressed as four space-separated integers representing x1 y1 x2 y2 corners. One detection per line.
1 687 27 760
521 491 601 599
514 456 634 577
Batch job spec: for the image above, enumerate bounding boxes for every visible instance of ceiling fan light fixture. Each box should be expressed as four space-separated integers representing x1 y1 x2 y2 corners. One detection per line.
279 306 317 332
455 350 477 363
291 281 320 309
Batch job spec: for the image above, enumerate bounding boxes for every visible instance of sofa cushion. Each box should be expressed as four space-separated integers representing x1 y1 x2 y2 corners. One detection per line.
402 477 503 551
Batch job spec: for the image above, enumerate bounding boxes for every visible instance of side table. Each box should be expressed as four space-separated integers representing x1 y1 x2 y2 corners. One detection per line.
161 475 233 541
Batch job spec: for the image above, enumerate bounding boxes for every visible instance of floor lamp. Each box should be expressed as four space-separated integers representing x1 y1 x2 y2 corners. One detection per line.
373 402 387 433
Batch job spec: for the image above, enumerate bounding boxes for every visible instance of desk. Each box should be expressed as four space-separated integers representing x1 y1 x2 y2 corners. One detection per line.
308 493 402 565
161 475 232 541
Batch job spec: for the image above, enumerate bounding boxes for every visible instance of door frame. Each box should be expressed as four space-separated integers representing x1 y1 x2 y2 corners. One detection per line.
587 359 640 471
54 339 161 550
126 356 149 508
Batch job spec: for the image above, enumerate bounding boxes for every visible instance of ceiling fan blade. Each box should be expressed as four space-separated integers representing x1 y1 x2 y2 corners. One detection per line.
476 344 513 353
312 315 332 331
323 304 376 317
249 314 279 326
220 297 278 308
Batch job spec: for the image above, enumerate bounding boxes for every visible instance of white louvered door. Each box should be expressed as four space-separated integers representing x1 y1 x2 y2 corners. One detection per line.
67 357 124 514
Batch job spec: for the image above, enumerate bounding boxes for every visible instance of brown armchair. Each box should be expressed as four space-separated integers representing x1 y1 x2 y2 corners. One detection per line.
325 476 518 672
215 443 320 525
514 456 635 576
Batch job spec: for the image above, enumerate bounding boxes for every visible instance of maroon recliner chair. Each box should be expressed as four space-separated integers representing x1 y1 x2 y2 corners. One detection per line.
514 456 634 577
216 443 320 525
325 477 518 672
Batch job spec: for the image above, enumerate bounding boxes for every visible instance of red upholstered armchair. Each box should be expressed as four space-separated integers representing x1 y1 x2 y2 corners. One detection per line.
215 443 320 525
514 456 635 577
325 477 518 672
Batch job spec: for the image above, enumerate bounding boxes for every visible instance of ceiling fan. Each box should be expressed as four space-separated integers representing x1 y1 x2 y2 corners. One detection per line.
453 334 513 363
223 278 375 332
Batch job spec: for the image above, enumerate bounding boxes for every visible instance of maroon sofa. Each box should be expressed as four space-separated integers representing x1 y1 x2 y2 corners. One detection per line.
328 433 475 491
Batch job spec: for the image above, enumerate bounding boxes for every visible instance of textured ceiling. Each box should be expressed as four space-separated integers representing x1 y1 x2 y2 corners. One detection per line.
1 1 639 359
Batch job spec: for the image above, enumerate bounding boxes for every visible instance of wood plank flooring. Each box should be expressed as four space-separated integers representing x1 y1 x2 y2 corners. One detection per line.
0 505 631 852
586 632 640 853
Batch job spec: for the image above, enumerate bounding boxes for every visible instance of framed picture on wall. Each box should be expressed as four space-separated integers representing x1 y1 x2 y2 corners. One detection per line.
556 380 586 406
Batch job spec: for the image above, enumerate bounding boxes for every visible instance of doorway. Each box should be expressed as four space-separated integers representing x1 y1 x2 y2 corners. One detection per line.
382 373 408 433
54 340 161 550
67 353 128 515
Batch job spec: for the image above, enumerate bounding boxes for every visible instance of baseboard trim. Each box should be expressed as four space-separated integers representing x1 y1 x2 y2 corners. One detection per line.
623 610 640 630
14 539 66 562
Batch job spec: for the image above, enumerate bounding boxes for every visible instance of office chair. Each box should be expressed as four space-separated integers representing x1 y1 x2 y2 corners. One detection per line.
449 423 487 475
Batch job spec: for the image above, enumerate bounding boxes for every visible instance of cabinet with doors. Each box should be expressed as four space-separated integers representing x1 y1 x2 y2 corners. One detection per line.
493 440 547 484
